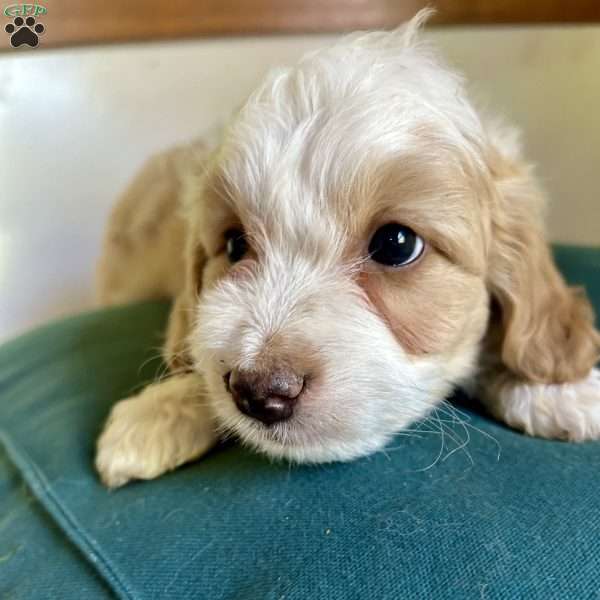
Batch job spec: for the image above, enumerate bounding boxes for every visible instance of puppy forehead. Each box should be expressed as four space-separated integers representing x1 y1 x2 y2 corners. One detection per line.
201 36 488 253
206 118 483 252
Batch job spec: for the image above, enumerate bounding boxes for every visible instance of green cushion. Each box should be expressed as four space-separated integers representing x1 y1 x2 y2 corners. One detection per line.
1 245 599 599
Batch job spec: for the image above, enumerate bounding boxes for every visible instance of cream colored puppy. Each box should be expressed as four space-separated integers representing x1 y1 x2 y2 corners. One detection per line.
96 11 600 488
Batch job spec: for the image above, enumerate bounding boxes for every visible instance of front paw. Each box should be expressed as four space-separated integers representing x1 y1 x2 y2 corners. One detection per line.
489 367 600 441
96 377 217 488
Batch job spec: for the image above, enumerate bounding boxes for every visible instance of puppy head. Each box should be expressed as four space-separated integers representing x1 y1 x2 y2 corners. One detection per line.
177 11 598 460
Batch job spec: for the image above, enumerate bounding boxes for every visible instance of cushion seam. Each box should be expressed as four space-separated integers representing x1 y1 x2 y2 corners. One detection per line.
0 429 137 600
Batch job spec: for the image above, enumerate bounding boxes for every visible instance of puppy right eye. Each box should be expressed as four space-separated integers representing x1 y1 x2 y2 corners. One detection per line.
224 228 247 263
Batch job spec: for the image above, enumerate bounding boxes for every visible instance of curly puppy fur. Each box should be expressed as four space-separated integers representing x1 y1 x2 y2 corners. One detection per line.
96 11 600 488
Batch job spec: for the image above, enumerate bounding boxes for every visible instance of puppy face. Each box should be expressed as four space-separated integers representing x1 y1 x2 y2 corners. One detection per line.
178 11 599 460
185 17 496 462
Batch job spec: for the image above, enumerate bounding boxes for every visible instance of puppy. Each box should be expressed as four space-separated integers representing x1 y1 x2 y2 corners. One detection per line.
95 11 600 488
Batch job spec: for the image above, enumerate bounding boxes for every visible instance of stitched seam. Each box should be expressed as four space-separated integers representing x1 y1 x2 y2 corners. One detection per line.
0 429 137 600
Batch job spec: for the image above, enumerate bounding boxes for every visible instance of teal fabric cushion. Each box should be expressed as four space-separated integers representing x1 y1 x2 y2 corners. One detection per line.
1 245 599 599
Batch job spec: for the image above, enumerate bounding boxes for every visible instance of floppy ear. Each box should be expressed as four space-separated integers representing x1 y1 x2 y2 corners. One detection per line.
162 155 210 373
162 233 206 372
485 135 599 385
163 291 194 372
478 129 600 441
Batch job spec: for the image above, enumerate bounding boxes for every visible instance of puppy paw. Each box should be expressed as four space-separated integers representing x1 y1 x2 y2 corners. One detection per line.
488 367 600 441
96 376 217 488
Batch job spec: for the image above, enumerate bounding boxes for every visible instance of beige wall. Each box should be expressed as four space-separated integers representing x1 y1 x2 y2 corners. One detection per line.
0 26 598 340
434 27 600 246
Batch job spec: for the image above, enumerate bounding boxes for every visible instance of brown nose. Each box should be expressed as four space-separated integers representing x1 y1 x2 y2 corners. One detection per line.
226 368 304 425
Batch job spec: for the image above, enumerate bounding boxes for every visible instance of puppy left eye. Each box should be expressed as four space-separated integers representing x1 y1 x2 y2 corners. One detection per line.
225 228 247 263
368 223 424 267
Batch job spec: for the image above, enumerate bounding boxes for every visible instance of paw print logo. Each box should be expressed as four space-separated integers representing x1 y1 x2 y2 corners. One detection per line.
5 16 45 48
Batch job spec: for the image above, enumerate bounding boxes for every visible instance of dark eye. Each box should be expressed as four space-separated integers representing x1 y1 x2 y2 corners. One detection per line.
368 223 424 267
225 228 247 263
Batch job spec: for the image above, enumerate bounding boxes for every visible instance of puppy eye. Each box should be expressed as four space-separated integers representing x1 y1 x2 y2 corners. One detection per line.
368 223 424 267
224 228 247 263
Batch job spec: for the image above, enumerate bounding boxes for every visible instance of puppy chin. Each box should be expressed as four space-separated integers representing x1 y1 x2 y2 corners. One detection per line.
251 432 389 464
